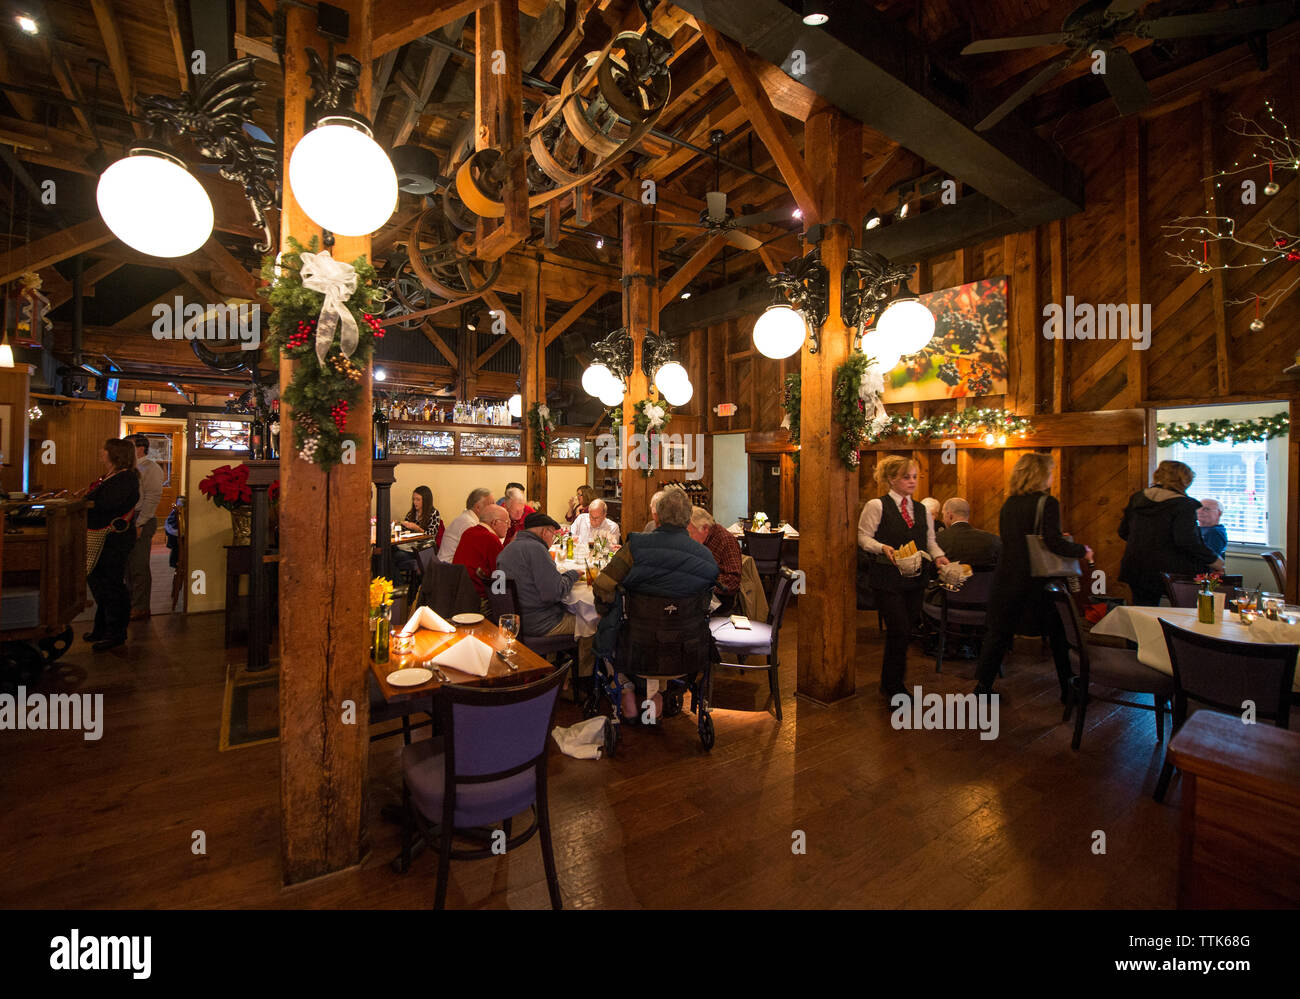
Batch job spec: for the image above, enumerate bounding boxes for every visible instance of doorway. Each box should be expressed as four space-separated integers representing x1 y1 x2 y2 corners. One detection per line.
749 456 781 521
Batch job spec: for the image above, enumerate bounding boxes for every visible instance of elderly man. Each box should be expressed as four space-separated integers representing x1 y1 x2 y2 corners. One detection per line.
438 487 495 562
594 488 718 720
934 497 1001 570
501 485 536 544
496 511 594 675
571 497 620 546
1197 498 1228 561
641 489 665 534
454 503 510 603
126 433 165 620
687 505 741 613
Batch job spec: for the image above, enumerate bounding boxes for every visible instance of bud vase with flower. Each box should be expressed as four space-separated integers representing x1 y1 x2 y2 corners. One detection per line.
1195 572 1222 624
369 576 394 663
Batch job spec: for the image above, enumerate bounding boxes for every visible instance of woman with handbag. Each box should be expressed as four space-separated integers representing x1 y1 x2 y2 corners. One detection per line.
1118 460 1222 606
857 455 951 701
973 452 1093 698
84 438 140 651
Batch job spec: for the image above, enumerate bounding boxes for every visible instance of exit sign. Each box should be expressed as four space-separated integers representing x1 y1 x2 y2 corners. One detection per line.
138 403 163 417
714 403 737 417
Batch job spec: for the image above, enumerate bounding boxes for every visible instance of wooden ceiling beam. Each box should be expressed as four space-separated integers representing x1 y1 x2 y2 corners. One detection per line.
112 281 195 331
0 219 115 285
0 43 38 121
162 0 191 90
471 0 529 263
482 289 524 342
660 230 729 303
373 0 489 58
201 240 260 300
47 259 125 309
472 329 515 370
543 285 603 347
419 322 460 367
393 17 468 146
89 0 146 138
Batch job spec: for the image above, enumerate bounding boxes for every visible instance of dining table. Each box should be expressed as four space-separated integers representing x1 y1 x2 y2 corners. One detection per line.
1090 604 1300 693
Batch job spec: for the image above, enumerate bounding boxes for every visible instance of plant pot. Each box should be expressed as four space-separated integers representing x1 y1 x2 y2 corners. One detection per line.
229 506 252 546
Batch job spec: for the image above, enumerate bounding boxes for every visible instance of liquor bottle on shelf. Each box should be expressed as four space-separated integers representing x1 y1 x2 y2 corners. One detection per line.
422 398 433 422
268 399 280 459
248 392 266 459
373 396 389 460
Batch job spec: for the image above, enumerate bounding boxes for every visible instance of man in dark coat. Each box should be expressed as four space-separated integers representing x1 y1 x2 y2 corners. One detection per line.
935 497 1001 570
1119 462 1224 606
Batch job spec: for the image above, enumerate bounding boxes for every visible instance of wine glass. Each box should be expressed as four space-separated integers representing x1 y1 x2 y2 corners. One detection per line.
498 614 519 670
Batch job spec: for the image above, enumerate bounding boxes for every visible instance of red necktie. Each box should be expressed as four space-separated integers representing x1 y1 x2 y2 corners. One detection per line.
901 497 914 528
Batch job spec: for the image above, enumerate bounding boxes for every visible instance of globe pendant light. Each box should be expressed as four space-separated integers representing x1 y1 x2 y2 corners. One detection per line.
598 379 625 407
508 393 522 419
660 376 693 407
753 303 806 358
97 145 214 257
653 361 689 397
860 327 903 371
877 292 935 357
582 362 616 397
289 113 398 236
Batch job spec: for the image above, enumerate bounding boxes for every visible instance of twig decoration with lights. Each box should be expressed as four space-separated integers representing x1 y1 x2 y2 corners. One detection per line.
528 402 556 463
1157 412 1289 447
262 235 385 470
1163 103 1300 328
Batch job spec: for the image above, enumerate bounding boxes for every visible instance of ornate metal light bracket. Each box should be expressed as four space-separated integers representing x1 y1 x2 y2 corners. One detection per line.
136 57 280 253
843 248 916 348
304 47 365 124
767 247 828 353
591 327 679 383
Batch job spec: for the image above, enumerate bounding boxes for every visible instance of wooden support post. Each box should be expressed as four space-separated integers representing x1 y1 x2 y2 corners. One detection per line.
521 255 548 509
796 108 858 705
276 0 371 886
621 201 657 528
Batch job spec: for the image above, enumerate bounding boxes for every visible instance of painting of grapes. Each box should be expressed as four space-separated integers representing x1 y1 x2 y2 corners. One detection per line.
882 277 1008 403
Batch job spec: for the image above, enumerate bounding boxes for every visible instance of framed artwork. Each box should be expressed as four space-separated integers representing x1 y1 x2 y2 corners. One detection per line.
881 277 1008 403
663 443 688 469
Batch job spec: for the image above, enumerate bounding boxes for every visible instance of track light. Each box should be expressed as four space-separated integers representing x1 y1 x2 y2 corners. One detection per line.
801 1 829 26
864 210 882 231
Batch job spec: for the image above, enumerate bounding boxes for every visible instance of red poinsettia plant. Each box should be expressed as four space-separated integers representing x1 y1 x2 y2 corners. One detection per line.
198 463 280 511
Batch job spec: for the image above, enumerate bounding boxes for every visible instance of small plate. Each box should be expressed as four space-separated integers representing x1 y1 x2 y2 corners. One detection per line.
452 612 485 625
386 667 433 687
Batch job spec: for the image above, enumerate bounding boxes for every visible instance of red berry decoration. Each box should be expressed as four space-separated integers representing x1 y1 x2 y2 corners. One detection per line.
1275 237 1289 248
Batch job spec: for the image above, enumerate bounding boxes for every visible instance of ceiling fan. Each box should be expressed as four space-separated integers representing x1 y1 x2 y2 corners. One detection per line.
650 130 795 251
963 0 1292 131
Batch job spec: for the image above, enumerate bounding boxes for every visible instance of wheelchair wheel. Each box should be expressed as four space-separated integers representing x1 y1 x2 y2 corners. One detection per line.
698 712 715 751
603 716 619 758
581 692 600 719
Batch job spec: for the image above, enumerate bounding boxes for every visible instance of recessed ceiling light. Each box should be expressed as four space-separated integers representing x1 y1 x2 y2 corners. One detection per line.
801 2 829 26
791 207 803 219
17 15 38 34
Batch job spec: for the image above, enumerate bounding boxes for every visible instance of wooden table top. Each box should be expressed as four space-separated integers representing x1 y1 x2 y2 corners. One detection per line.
372 531 436 549
369 619 557 701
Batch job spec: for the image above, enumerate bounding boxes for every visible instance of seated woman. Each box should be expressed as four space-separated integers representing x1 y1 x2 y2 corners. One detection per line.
394 485 443 576
565 484 596 524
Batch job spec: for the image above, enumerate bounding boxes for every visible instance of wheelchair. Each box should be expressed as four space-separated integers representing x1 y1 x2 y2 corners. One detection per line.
581 587 716 756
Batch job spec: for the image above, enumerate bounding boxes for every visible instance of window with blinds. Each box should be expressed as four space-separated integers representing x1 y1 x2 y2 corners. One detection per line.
1168 441 1268 544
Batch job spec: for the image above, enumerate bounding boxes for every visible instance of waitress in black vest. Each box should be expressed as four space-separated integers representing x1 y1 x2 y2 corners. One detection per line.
858 455 951 700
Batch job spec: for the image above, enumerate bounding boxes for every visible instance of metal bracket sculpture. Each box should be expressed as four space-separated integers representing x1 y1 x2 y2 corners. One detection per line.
769 249 829 353
137 58 279 253
591 327 678 382
842 248 917 344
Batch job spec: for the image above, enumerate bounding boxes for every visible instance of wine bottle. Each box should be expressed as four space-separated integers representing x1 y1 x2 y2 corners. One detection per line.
374 398 389 460
268 399 280 459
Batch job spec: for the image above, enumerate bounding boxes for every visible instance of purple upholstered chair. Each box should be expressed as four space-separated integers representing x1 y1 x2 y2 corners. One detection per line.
1153 618 1297 802
708 565 797 720
398 664 568 909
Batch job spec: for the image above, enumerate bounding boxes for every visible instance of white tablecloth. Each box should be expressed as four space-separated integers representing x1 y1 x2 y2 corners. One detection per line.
1090 605 1300 692
562 581 599 638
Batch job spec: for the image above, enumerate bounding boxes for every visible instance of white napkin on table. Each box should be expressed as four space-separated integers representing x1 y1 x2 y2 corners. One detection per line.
780 524 799 537
430 635 495 676
402 605 455 635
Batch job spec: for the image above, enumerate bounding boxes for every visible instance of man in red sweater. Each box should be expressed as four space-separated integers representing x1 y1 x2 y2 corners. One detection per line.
454 503 510 603
502 485 536 544
687 505 742 615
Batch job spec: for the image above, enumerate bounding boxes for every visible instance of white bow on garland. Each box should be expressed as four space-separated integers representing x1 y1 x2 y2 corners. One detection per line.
860 360 890 436
299 250 359 364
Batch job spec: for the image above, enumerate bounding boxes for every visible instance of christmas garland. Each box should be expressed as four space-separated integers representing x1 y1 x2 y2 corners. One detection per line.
632 398 671 477
832 352 873 469
782 373 801 448
261 236 386 470
866 408 1034 444
528 402 556 463
1157 412 1289 447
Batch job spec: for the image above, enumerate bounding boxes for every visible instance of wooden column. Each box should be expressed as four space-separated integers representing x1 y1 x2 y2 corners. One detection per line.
277 0 372 885
620 200 656 527
521 254 547 507
796 108 861 705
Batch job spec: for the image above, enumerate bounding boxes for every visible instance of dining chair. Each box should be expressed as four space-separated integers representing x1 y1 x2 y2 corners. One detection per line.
401 544 440 614
743 530 784 597
368 672 435 744
1161 573 1244 608
418 559 480 619
488 577 580 698
709 565 798 720
923 569 996 673
1260 550 1287 593
1152 619 1297 802
398 664 568 909
1046 582 1173 751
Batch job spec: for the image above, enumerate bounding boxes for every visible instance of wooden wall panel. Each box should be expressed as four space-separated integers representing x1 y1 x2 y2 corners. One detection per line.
27 398 122 493
1063 446 1132 596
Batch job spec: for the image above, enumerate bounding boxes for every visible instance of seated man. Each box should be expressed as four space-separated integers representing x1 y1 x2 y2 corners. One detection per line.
502 485 536 545
934 497 1001 570
495 511 594 675
571 497 620 546
594 488 718 720
438 487 495 562
1196 498 1228 561
453 503 509 605
686 505 741 615
641 490 664 534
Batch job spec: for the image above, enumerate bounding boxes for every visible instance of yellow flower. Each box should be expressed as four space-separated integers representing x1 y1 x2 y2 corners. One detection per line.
369 576 394 608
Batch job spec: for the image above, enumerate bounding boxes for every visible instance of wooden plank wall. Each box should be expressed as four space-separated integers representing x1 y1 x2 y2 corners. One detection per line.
701 60 1300 599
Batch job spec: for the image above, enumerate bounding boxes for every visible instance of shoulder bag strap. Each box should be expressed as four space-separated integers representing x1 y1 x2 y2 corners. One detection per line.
1032 493 1048 535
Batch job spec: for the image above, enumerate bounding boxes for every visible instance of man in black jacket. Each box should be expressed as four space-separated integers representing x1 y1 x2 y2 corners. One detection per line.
935 498 1001 570
1119 461 1224 606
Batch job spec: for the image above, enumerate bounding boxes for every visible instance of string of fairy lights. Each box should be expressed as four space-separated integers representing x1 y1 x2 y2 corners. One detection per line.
1156 412 1289 447
863 407 1034 445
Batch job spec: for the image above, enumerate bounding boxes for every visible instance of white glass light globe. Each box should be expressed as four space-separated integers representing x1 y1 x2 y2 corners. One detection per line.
288 121 398 236
661 377 693 407
860 328 903 371
653 361 688 397
97 152 214 257
508 393 522 418
598 380 625 407
877 297 935 356
582 363 616 397
752 304 806 359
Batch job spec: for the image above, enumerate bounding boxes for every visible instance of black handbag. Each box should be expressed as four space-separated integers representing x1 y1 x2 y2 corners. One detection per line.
1026 495 1081 579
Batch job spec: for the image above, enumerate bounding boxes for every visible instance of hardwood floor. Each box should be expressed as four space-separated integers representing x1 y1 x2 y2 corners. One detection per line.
1 606 1184 908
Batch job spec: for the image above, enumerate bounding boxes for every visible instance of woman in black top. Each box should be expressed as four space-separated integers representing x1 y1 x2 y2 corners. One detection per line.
394 485 442 575
974 452 1092 698
84 438 140 651
1118 460 1222 606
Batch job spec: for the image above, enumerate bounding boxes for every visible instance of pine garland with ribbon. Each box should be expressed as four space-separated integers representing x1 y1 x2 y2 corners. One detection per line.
782 373 801 448
1157 412 1289 447
832 352 872 469
528 401 555 463
261 235 386 470
632 397 671 477
866 407 1034 444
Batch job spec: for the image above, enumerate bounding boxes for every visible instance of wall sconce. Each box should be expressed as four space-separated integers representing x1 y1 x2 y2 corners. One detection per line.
582 327 694 405
753 248 828 358
289 50 397 237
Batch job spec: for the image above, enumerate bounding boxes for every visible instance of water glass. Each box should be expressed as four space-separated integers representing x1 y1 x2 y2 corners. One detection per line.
498 614 519 670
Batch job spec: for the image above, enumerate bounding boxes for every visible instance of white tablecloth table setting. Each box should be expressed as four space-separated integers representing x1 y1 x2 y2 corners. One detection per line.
550 541 607 639
1090 604 1300 692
